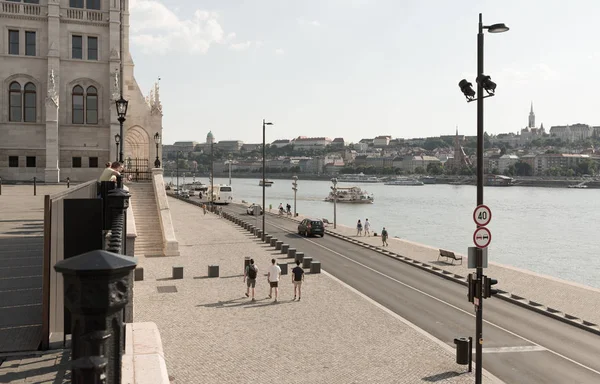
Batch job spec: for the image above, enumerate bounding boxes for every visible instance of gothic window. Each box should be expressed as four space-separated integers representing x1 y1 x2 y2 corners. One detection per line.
72 85 84 124
86 86 98 124
9 82 22 122
24 83 36 123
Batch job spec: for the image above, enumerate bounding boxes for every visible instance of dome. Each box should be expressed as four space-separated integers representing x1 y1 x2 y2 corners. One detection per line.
207 131 214 139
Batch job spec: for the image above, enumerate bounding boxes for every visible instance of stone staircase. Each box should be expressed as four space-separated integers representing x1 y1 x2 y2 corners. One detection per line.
128 183 164 257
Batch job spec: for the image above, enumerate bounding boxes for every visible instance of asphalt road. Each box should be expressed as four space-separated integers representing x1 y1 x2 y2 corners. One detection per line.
224 204 600 384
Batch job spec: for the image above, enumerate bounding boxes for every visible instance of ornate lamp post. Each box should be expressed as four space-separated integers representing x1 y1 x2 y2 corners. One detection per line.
331 178 338 229
114 134 120 162
154 132 161 168
262 119 273 240
292 175 298 217
228 154 233 186
115 97 129 163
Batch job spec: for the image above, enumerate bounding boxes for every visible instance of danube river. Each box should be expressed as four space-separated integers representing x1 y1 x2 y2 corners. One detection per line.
167 176 599 289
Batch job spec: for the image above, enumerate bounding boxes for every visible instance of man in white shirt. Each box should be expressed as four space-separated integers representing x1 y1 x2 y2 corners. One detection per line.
267 258 282 302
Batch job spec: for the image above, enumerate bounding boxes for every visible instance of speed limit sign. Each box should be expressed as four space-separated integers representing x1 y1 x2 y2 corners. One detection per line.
473 205 492 226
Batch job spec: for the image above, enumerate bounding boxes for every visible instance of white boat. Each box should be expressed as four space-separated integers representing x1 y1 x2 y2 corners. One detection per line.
337 173 383 183
259 179 274 187
325 186 374 204
568 183 588 189
384 177 424 186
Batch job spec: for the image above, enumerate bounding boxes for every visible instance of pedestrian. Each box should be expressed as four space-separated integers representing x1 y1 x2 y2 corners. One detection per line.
244 258 258 301
291 260 304 301
364 218 371 236
202 203 206 215
267 258 282 302
356 219 363 236
218 206 223 218
381 227 389 247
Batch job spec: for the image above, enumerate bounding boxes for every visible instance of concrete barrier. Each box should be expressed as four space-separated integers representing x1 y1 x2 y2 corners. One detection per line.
281 244 289 254
134 267 144 281
122 322 170 384
275 241 283 250
278 263 288 275
208 265 219 278
257 230 263 238
295 252 304 263
287 248 296 259
270 238 277 247
302 257 313 269
265 235 272 243
310 261 321 274
172 266 183 279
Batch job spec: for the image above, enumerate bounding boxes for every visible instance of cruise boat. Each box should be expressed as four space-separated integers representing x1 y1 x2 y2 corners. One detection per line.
384 177 424 186
325 186 374 204
485 174 515 186
259 179 274 187
568 182 588 189
337 173 383 183
420 176 437 184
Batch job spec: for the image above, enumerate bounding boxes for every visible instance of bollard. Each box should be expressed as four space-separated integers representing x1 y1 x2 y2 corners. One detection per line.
257 230 262 238
208 265 219 278
303 257 313 269
172 266 183 279
67 177 71 188
288 248 296 259
54 250 137 384
0 176 2 195
33 176 37 196
265 235 272 243
270 238 277 247
275 241 283 250
278 263 288 275
295 252 304 264
310 261 321 274
281 244 289 254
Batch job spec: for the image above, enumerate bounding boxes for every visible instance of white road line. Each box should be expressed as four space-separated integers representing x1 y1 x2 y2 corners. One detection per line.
263 218 600 377
483 346 546 354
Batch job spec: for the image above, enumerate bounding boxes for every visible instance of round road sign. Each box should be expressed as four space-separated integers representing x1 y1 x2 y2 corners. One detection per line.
473 227 492 248
473 204 492 226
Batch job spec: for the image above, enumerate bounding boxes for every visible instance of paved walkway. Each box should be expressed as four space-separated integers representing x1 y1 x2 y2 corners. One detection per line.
0 349 70 383
276 210 600 327
133 197 500 383
0 184 66 353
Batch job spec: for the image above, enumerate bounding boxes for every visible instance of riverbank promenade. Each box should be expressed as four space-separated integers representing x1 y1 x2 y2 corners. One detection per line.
283 210 600 329
133 197 501 383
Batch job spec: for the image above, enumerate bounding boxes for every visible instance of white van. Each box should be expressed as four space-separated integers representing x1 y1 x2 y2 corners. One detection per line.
210 185 233 205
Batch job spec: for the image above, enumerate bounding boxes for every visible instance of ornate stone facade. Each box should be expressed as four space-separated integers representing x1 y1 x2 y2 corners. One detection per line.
0 0 163 182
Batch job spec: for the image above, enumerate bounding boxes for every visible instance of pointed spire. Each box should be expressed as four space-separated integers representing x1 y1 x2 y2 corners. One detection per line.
456 126 459 135
530 101 533 113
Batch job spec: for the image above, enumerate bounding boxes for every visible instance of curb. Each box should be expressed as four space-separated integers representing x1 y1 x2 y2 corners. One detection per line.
169 196 600 337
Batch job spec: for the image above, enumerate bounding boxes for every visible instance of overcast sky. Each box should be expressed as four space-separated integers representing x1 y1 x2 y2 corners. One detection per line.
129 0 600 145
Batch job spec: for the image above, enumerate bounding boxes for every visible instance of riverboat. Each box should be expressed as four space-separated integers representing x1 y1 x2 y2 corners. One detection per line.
485 174 515 186
420 176 437 184
259 179 274 187
568 182 588 189
337 173 383 183
384 177 424 186
325 186 374 204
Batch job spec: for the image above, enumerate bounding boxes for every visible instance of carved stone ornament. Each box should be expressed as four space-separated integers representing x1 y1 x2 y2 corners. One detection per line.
46 69 59 107
111 71 120 101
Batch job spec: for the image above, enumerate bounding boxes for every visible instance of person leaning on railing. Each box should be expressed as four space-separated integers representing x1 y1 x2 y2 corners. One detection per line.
98 161 123 182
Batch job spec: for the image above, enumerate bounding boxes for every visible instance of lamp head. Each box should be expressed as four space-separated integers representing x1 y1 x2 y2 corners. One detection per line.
116 97 129 118
487 23 509 33
154 132 161 144
114 134 121 144
458 79 476 101
477 74 497 95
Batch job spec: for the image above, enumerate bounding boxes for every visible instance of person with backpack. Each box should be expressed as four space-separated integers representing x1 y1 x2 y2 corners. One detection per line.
244 258 258 301
291 260 304 301
381 227 389 247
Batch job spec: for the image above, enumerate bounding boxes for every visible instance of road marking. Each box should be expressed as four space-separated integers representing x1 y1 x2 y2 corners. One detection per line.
260 216 600 377
483 346 546 353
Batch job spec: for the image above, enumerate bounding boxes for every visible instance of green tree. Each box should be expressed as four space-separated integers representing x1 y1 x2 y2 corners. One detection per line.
426 162 443 175
414 166 425 174
514 161 532 176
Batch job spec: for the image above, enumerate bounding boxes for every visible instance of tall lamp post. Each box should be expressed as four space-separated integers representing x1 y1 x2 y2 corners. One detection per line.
115 97 129 163
154 133 161 168
330 178 338 229
262 119 273 240
292 176 298 217
228 154 233 186
210 141 214 205
458 14 508 384
114 134 120 162
176 151 182 192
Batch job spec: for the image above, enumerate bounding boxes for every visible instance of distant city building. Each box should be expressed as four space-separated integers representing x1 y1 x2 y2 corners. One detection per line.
164 141 198 156
444 129 471 170
497 154 519 173
215 140 244 153
534 153 592 175
241 143 261 152
550 124 593 143
292 136 332 150
207 131 215 145
332 137 345 147
271 139 292 148
400 155 441 172
373 135 392 147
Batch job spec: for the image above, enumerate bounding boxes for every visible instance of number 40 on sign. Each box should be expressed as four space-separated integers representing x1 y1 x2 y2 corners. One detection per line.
473 204 492 226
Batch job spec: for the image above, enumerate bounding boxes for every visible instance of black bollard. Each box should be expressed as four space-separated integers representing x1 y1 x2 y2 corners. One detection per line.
33 176 37 196
54 250 137 384
0 176 2 195
67 177 71 188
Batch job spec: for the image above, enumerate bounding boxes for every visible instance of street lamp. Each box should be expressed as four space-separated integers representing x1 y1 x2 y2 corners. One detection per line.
292 176 298 217
154 132 161 168
210 141 214 205
115 96 129 163
114 134 120 162
176 151 182 192
458 13 508 384
228 154 233 186
262 119 273 240
331 178 338 229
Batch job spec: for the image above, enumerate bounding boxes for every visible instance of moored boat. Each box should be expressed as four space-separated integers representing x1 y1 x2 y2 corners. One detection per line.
259 179 274 187
384 177 424 186
325 186 374 204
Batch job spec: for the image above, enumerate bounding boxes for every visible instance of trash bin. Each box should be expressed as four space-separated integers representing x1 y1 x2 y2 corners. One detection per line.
454 337 470 365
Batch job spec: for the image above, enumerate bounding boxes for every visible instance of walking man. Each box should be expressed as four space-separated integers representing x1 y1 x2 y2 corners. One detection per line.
381 227 389 247
291 260 304 301
364 218 371 236
244 259 258 301
267 258 282 302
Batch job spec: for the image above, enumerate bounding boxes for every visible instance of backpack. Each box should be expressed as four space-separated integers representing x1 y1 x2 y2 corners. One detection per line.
247 264 257 279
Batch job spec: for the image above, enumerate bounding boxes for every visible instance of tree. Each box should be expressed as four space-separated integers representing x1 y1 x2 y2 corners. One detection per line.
414 166 425 174
426 162 443 175
576 159 597 176
514 161 532 176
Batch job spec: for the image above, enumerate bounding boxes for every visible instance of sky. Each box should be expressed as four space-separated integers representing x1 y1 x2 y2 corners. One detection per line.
129 0 600 145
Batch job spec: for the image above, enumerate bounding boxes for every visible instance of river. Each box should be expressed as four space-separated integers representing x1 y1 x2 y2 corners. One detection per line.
166 176 599 289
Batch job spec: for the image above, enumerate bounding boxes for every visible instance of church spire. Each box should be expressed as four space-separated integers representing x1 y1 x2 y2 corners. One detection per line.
528 101 535 128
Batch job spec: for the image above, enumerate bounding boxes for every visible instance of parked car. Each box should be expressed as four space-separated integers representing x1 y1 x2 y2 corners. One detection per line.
247 203 263 215
298 219 325 237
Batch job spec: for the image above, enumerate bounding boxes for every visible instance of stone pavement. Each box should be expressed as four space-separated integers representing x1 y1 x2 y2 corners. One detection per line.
133 197 501 384
0 349 70 383
0 184 67 353
275 210 600 328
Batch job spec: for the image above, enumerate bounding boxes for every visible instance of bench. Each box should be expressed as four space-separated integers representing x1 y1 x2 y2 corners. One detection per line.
438 249 462 265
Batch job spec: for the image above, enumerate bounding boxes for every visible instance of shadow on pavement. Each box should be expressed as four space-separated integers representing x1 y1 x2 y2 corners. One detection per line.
422 371 463 382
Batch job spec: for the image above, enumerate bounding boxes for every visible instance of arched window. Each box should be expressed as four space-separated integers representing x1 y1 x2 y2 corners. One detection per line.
9 82 22 122
24 83 36 123
86 86 98 124
72 85 84 124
